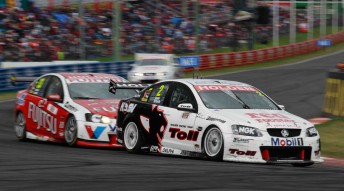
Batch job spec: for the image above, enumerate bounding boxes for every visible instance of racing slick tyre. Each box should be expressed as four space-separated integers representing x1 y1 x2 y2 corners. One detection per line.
124 122 143 153
203 126 224 161
14 112 26 141
292 162 314 167
65 116 78 146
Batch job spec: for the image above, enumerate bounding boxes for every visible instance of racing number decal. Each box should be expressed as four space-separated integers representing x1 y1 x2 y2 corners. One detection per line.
35 78 46 89
156 85 165 97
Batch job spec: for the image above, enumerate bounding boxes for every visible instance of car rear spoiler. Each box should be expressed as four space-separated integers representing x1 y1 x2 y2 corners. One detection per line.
10 74 36 86
109 79 151 94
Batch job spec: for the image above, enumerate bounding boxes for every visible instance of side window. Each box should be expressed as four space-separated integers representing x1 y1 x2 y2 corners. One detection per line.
45 77 64 100
29 76 50 97
148 83 169 105
169 84 197 109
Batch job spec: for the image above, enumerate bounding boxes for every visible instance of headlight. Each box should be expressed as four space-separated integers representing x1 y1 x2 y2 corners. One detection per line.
85 113 111 124
231 125 263 137
306 126 318 137
132 72 144 76
156 72 167 76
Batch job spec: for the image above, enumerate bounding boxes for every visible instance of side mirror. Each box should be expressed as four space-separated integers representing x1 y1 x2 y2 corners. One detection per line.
177 103 195 112
47 94 63 103
278 105 285 110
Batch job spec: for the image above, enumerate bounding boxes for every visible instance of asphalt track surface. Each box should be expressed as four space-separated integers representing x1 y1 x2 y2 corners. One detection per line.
1 52 344 190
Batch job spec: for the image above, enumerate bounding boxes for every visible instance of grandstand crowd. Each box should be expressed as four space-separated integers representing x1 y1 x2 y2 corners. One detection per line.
0 0 313 62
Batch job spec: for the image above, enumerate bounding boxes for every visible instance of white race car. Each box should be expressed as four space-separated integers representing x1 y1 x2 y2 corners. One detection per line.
112 79 323 166
127 53 182 83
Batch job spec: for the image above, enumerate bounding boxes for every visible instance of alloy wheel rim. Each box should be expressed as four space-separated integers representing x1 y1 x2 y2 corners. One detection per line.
65 118 76 143
15 113 25 137
205 128 222 157
124 123 138 150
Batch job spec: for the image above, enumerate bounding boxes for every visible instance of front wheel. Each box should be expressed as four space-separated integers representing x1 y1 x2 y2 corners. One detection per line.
203 126 224 161
65 116 78 146
14 112 26 141
123 122 143 153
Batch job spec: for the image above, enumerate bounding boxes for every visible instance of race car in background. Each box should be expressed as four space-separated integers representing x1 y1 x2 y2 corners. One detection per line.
111 79 323 166
127 53 183 83
13 73 137 148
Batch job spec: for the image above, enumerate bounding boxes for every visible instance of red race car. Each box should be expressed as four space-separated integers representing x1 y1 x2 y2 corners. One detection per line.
13 73 137 148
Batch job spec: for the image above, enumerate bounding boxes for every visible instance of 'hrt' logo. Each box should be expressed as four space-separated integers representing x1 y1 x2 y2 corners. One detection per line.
86 126 106 139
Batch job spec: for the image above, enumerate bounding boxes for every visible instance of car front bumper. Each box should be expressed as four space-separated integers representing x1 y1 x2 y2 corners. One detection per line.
76 120 123 148
223 134 323 164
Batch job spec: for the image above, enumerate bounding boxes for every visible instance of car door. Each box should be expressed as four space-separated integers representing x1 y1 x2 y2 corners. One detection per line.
158 82 199 152
42 76 69 139
24 75 51 136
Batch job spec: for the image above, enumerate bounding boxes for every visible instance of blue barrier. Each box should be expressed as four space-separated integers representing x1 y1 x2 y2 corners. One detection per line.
0 61 135 92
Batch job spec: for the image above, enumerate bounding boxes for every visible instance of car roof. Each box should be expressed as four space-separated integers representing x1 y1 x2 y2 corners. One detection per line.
162 78 253 87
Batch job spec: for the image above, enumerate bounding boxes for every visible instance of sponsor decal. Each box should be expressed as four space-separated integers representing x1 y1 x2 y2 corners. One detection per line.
206 116 226 123
17 93 26 106
161 147 175 154
169 128 199 141
116 83 148 88
271 137 303 146
109 124 116 132
47 104 58 115
246 113 296 124
93 106 117 113
170 124 192 129
28 102 57 134
150 146 159 152
228 149 257 156
64 102 78 112
59 122 65 129
141 88 152 102
85 125 106 139
194 85 256 92
238 126 255 135
65 75 120 83
139 106 168 146
182 112 190 119
119 102 137 113
233 137 253 143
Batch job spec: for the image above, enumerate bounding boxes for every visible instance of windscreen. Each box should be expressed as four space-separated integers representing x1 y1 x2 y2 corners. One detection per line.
137 59 167 66
68 83 138 100
195 85 279 110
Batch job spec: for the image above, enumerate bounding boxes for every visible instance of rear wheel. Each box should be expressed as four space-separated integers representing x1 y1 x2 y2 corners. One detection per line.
124 122 142 153
65 116 77 146
203 126 224 161
14 112 26 141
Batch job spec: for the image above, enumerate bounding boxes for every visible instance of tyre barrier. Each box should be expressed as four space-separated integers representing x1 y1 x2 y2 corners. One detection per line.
323 64 344 117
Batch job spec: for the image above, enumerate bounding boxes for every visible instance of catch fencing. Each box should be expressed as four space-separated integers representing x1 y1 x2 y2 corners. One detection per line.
2 31 344 92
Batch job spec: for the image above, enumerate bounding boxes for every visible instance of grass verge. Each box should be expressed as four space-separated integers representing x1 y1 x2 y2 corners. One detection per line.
0 92 16 101
316 118 344 159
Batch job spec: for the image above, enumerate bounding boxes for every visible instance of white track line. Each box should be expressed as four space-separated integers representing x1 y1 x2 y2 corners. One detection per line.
0 99 15 103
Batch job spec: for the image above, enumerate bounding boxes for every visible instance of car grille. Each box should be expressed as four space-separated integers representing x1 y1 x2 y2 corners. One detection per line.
144 73 156 76
141 80 159 83
267 128 301 137
260 146 312 161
